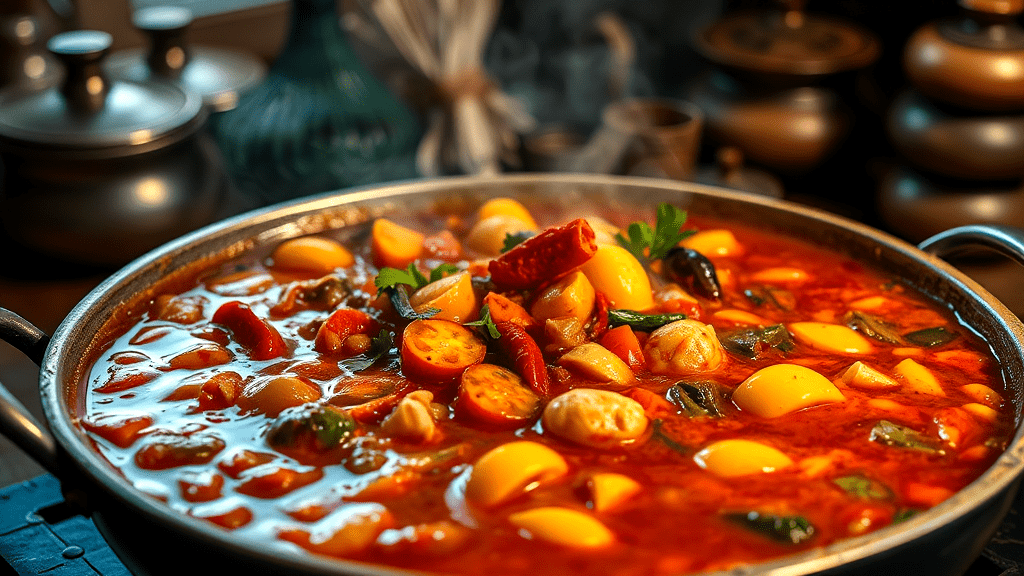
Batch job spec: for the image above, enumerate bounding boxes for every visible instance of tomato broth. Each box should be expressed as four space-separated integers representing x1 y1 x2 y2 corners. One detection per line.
78 198 1013 576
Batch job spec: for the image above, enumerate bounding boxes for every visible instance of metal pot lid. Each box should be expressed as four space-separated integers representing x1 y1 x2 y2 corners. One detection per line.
105 7 267 113
694 0 880 77
0 30 204 152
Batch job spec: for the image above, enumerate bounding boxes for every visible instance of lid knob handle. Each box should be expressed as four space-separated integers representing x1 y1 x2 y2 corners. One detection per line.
134 6 192 80
47 30 112 115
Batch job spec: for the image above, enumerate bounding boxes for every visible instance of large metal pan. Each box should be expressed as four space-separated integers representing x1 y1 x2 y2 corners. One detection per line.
2 174 1024 576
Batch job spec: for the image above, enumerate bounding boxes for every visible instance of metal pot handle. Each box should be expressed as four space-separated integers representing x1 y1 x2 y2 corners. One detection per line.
918 224 1024 265
0 308 59 475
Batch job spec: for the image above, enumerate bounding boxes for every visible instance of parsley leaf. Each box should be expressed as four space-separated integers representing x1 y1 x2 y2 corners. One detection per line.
615 203 694 262
339 330 396 372
501 231 534 253
465 304 501 339
430 263 459 283
375 263 459 293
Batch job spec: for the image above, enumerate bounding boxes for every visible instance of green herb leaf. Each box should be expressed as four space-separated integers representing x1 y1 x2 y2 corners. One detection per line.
376 262 458 293
465 304 501 340
669 381 726 418
387 284 439 320
266 404 356 452
374 265 419 292
614 203 693 262
833 475 894 500
903 326 958 347
501 231 534 253
340 330 396 372
869 420 944 455
608 309 687 332
651 418 689 456
844 311 903 345
429 263 459 283
744 287 795 311
720 324 793 360
725 511 815 544
892 508 920 524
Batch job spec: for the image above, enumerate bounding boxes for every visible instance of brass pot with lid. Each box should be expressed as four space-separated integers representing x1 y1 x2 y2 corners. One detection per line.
687 0 879 173
0 30 231 268
904 0 1024 112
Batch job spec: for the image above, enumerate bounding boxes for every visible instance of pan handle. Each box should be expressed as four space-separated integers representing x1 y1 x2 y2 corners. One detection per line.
0 308 59 475
918 225 1024 266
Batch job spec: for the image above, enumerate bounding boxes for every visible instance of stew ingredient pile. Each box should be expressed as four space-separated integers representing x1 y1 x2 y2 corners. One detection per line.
79 197 1014 576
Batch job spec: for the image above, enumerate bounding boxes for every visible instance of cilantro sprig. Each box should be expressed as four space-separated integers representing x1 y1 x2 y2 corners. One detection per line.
374 262 459 292
615 203 694 262
373 263 459 320
465 304 501 339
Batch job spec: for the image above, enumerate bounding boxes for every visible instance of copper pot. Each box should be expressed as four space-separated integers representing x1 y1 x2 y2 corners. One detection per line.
0 30 231 267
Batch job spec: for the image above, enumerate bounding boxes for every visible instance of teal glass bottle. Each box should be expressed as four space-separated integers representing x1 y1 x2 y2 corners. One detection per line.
210 0 421 205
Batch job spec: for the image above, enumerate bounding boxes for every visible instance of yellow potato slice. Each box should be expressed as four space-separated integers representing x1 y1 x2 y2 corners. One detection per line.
587 473 642 512
465 441 568 508
557 342 635 386
693 439 793 477
733 364 845 418
749 267 809 284
579 245 654 311
508 507 614 548
531 271 596 324
478 198 537 229
893 358 946 396
464 215 535 256
849 296 889 310
962 402 999 422
681 229 742 257
409 271 479 323
271 236 354 274
836 361 900 390
961 383 1003 408
789 322 873 355
712 309 770 326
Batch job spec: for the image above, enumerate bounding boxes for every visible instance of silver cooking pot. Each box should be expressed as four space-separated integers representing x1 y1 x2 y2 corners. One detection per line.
1 174 1023 576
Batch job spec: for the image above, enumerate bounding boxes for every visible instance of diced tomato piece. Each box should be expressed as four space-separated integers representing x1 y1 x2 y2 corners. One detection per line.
217 449 277 479
134 433 225 470
314 308 378 354
235 466 324 499
192 505 252 530
177 470 224 503
622 387 676 419
197 372 243 411
423 230 463 262
81 413 154 448
599 325 646 370
483 292 536 331
212 301 288 360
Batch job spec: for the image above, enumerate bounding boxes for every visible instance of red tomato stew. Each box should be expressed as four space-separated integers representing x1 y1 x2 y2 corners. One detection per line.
78 197 1013 575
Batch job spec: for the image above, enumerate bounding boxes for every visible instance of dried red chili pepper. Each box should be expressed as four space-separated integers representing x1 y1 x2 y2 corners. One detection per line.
590 291 611 338
487 218 597 290
212 301 288 360
494 320 549 396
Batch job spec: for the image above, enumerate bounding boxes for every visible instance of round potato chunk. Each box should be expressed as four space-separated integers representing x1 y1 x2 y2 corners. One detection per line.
693 439 793 477
465 441 569 508
271 236 354 274
508 507 614 548
643 319 726 376
409 271 479 323
542 388 648 449
732 364 845 418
